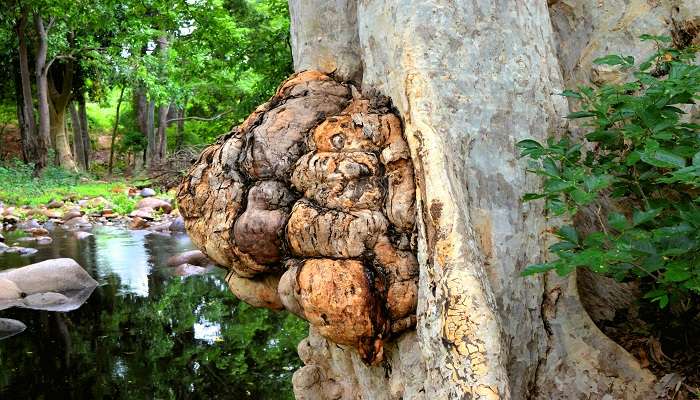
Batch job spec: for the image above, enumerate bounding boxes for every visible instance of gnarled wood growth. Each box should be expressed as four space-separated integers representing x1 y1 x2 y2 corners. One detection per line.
177 71 418 366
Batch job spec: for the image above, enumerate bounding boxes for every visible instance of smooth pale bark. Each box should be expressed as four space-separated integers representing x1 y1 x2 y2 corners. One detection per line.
16 9 46 169
47 62 77 171
34 14 52 156
69 103 86 170
288 0 658 398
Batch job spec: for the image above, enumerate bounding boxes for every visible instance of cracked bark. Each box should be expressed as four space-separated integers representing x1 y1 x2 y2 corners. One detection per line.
178 71 420 368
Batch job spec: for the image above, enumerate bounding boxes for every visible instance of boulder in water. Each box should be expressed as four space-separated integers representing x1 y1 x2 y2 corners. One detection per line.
136 198 172 213
169 216 185 232
167 250 209 267
47 200 64 209
0 278 22 300
0 258 98 295
172 263 208 277
0 318 26 340
140 188 156 197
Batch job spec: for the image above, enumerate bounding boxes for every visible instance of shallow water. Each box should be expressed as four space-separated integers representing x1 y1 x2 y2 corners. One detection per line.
0 226 303 399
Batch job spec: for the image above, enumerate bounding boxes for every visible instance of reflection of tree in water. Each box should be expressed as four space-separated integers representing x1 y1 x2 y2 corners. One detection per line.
0 264 306 399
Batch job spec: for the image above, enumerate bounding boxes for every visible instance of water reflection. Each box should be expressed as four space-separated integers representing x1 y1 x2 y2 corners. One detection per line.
0 226 306 399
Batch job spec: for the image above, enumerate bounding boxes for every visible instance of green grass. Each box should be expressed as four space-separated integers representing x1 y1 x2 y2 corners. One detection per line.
0 161 141 214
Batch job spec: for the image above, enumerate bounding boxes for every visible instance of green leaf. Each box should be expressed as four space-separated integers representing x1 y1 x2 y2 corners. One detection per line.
523 193 546 202
639 34 672 42
545 179 574 192
566 111 596 119
570 189 595 205
556 226 579 244
560 90 582 99
583 174 613 192
609 213 631 231
517 139 544 150
633 208 662 226
521 263 555 276
641 149 687 168
693 151 700 167
593 54 631 66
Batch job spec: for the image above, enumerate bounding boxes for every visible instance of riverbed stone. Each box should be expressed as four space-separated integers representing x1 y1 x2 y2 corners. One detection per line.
130 216 150 229
140 188 156 197
169 216 185 232
36 236 53 245
172 263 208 277
73 231 93 240
23 292 69 307
62 210 82 221
167 250 209 267
0 278 22 300
26 227 50 237
63 216 92 229
136 198 172 213
0 258 97 295
0 318 26 340
47 200 64 209
3 246 38 256
130 208 155 220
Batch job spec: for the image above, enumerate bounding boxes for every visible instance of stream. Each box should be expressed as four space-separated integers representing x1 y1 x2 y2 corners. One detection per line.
0 226 303 399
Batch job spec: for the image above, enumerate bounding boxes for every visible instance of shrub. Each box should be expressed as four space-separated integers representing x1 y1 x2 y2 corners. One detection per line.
518 36 700 308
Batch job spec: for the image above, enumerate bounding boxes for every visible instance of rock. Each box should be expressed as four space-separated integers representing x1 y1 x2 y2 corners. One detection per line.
172 263 208 277
17 219 42 230
73 231 93 240
26 227 49 237
85 196 113 209
0 278 22 300
0 232 3 242
167 250 209 267
140 188 156 197
3 247 38 256
129 208 155 220
42 209 62 219
129 217 149 229
63 216 91 229
15 236 37 243
101 209 116 218
23 292 69 308
147 222 171 232
136 198 172 213
2 215 19 224
35 236 53 245
0 318 26 340
47 200 64 209
169 216 185 232
0 258 98 295
62 210 82 221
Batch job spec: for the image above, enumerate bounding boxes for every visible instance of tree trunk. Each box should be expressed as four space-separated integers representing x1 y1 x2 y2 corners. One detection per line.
34 14 52 163
146 99 156 167
156 103 169 161
69 102 85 170
177 0 700 398
47 61 77 171
133 86 148 136
16 9 46 169
108 86 126 175
78 95 90 169
175 106 185 150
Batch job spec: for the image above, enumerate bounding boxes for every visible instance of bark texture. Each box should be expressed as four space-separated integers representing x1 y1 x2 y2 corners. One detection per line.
178 71 419 365
284 0 670 398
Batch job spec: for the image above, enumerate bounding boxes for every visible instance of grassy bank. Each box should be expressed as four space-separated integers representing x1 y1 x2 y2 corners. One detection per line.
0 161 147 215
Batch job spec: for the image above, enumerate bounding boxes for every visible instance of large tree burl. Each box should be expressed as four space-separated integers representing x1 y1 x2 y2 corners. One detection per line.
177 71 418 365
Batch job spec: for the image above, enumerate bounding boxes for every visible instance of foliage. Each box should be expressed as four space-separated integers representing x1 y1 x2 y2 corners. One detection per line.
0 159 138 213
518 36 700 308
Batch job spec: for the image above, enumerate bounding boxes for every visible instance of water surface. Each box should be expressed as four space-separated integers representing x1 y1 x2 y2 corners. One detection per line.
0 226 304 399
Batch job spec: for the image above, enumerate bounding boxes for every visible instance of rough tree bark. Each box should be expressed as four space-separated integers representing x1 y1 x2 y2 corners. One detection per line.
16 9 46 169
283 0 688 398
179 0 700 398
